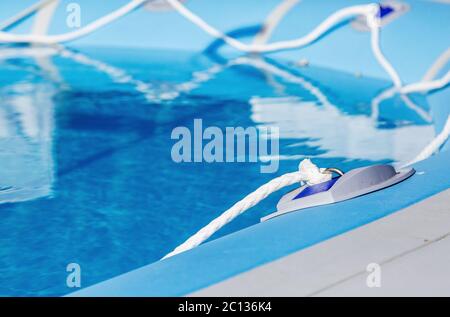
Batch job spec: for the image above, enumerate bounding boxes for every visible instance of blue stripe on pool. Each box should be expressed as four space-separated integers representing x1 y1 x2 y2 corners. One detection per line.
294 177 339 200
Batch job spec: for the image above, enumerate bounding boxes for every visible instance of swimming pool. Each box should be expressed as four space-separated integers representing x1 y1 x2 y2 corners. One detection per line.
0 45 439 296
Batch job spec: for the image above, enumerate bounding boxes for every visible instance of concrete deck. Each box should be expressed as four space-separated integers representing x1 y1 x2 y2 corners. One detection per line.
192 189 450 297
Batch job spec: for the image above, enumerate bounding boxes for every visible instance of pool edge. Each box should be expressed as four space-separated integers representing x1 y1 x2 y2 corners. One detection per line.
68 146 450 297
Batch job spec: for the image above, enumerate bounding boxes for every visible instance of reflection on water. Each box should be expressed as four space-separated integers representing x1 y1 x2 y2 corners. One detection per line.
0 73 56 203
251 95 434 162
238 57 434 163
0 46 437 296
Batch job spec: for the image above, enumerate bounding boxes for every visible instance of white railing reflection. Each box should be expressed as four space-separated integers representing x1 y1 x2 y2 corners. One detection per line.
0 82 56 203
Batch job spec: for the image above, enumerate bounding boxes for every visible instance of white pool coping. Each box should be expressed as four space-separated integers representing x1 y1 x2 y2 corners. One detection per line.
191 189 450 297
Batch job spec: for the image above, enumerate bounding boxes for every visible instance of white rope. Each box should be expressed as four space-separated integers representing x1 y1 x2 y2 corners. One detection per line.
164 113 450 259
164 0 449 94
253 0 301 45
400 70 450 94
0 1 448 95
422 47 450 82
0 0 147 44
165 1 399 88
162 159 331 259
366 11 402 88
0 0 56 31
1 0 373 49
370 86 433 123
167 1 373 53
371 44 450 122
401 114 450 168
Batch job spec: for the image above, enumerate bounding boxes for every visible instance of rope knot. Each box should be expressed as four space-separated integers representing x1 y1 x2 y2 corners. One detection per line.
298 158 331 186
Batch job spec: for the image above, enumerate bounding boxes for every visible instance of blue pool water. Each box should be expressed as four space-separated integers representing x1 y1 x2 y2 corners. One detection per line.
0 46 435 296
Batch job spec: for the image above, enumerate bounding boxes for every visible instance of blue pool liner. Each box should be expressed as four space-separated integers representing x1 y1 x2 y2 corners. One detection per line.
70 146 450 296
